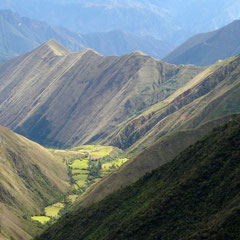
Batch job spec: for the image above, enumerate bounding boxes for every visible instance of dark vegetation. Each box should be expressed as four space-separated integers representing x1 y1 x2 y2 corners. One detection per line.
36 118 240 240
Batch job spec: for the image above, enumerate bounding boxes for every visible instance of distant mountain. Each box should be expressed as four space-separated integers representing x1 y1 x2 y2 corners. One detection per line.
0 127 70 239
82 30 172 59
36 117 240 240
164 20 240 66
1 0 240 45
0 9 171 62
99 55 240 153
0 39 201 148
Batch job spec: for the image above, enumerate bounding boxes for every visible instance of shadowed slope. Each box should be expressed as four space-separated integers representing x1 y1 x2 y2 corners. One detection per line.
0 127 70 239
77 114 236 207
36 118 240 240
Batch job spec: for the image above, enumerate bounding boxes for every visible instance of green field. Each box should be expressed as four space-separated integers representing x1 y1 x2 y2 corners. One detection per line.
72 169 89 174
68 195 78 203
76 180 87 187
31 216 51 224
102 158 128 170
69 159 89 169
45 203 64 218
89 146 113 159
72 174 88 181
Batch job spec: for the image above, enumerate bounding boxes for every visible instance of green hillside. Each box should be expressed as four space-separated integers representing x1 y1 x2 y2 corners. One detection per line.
36 118 240 240
77 114 236 207
164 20 240 66
0 127 70 239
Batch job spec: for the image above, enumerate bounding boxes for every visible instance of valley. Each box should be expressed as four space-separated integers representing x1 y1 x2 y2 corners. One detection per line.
0 2 240 238
31 144 128 225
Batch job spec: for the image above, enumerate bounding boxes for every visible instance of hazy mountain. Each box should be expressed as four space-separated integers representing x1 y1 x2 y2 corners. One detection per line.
0 9 171 62
0 9 85 62
1 0 240 45
82 30 172 59
0 39 201 148
102 55 240 153
164 20 240 66
36 118 240 240
0 127 70 239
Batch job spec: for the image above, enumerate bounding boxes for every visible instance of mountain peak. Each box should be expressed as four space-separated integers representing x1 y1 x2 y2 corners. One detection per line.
42 39 71 56
81 48 102 56
132 50 147 56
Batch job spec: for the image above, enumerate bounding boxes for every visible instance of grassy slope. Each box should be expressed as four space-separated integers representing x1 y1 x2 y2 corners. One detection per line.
0 127 70 239
104 55 240 153
0 39 202 148
36 118 240 240
77 114 236 207
164 20 240 66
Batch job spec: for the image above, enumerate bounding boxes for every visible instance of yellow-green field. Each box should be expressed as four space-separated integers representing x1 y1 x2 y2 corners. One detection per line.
102 158 128 169
76 180 87 187
89 146 113 159
71 145 114 159
45 203 65 218
72 174 88 181
68 195 78 203
72 169 89 174
31 216 51 224
69 159 89 169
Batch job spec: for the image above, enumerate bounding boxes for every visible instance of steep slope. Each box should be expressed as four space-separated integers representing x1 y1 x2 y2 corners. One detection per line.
36 117 240 240
0 9 171 62
164 20 240 66
0 39 202 147
0 127 70 240
104 55 240 153
76 114 237 206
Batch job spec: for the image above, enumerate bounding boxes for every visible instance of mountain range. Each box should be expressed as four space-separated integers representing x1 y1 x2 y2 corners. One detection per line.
0 39 201 148
1 0 240 45
0 9 171 62
165 20 240 66
0 7 240 237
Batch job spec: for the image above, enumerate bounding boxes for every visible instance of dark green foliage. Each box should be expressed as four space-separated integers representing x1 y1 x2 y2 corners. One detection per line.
36 119 240 240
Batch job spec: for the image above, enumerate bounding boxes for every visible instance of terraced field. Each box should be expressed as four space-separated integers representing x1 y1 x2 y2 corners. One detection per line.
31 145 128 225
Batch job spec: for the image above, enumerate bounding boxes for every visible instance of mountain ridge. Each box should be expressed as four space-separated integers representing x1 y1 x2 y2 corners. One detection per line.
0 39 202 148
164 20 240 66
0 9 171 62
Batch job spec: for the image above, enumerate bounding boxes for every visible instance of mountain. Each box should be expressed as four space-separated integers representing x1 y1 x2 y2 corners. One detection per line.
0 127 70 239
78 114 236 207
164 20 240 66
101 55 240 153
1 0 240 45
0 9 171 62
0 39 202 148
0 9 85 62
36 117 240 240
81 30 172 59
